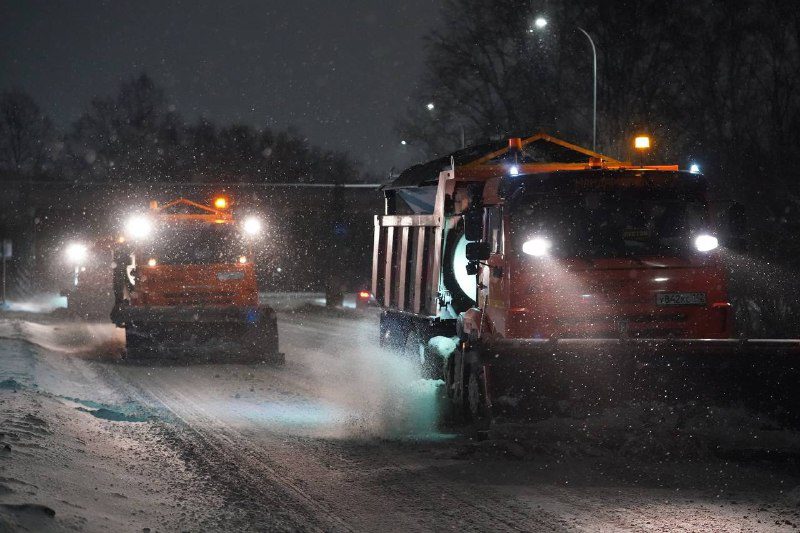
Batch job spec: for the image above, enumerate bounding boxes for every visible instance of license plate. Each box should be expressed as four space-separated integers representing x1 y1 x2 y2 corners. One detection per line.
656 292 707 306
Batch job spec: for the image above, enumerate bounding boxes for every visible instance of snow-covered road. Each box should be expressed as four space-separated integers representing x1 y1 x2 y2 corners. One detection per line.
1 304 799 531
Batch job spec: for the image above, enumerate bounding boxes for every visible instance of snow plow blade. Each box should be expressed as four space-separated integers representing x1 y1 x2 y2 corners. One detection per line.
480 338 800 426
113 305 282 363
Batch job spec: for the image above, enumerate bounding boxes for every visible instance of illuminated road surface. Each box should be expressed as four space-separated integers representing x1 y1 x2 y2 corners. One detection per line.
1 303 799 531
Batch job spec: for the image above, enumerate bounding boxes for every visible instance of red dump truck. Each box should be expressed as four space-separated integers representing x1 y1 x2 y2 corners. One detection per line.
111 196 281 362
373 134 800 423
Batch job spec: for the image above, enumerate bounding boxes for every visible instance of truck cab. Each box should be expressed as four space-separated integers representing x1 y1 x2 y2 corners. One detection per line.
111 197 280 361
467 167 731 342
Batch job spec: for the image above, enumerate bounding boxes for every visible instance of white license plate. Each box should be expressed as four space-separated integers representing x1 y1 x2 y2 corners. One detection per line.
656 292 707 306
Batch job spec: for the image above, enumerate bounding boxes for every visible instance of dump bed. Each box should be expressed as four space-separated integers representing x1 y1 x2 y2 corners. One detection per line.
372 213 442 316
372 169 455 318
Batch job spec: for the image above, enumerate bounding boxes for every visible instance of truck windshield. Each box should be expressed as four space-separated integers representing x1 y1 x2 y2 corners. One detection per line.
141 223 247 264
509 192 710 258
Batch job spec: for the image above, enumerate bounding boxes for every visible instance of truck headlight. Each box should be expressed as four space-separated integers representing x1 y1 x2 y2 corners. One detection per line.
125 215 152 240
522 237 552 257
693 234 719 252
242 216 262 236
65 242 88 264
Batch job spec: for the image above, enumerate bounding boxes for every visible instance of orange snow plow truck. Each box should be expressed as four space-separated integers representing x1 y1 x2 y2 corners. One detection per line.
373 134 800 424
111 196 281 362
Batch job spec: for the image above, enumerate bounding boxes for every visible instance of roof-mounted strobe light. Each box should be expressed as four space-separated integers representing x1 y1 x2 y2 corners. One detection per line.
634 135 651 166
694 234 719 252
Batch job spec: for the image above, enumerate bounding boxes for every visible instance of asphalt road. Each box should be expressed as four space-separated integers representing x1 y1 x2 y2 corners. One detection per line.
2 301 800 531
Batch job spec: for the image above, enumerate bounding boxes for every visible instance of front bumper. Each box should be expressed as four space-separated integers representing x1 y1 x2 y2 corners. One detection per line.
111 304 275 326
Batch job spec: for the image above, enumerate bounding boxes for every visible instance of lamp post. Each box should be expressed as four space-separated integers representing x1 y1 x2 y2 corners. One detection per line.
532 17 598 152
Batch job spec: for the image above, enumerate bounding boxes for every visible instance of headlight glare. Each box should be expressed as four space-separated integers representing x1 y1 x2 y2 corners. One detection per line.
125 215 152 240
694 234 719 252
522 237 552 257
65 242 88 264
242 216 262 236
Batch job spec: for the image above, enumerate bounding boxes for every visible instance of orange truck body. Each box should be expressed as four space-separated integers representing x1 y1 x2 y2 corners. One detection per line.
111 197 279 360
372 134 799 420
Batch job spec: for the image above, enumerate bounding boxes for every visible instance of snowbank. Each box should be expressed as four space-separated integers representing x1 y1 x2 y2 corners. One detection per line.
0 386 220 532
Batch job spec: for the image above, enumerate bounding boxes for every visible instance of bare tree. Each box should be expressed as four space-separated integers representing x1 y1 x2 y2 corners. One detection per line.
0 89 53 174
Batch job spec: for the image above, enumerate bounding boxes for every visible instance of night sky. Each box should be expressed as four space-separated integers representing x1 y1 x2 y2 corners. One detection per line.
0 0 440 175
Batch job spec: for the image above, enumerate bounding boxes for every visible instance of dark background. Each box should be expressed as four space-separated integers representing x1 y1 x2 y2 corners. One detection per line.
0 0 439 173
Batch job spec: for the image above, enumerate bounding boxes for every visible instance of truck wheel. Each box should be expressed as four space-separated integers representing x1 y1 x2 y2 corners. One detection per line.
449 344 469 423
467 364 491 429
443 350 455 398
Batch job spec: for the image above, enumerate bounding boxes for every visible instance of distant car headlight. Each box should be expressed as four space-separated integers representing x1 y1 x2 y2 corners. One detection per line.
522 237 552 257
125 215 152 240
694 234 719 252
65 242 88 264
242 216 262 236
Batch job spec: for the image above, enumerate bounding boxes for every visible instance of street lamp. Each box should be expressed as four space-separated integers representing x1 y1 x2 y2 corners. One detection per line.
532 17 598 152
400 140 428 159
424 101 466 148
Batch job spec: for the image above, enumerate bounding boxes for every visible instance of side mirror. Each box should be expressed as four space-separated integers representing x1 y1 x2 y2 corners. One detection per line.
466 242 490 261
463 210 484 242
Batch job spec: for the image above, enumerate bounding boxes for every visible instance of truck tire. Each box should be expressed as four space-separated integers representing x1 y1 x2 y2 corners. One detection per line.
449 342 469 422
467 363 491 429
451 341 491 427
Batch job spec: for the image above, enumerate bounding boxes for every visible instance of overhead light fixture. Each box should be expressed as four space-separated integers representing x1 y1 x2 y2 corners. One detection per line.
634 135 651 150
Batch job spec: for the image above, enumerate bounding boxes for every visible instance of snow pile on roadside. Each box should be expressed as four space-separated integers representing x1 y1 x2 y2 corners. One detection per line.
0 384 222 532
486 403 800 460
